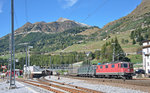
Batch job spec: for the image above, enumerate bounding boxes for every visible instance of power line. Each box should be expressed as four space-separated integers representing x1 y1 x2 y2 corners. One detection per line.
67 1 82 19
82 0 109 22
14 12 19 28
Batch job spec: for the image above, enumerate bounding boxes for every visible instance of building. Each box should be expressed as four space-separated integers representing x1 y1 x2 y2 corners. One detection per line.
7 69 23 77
142 40 150 74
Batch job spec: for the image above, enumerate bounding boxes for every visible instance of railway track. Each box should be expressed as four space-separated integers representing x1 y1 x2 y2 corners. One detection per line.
17 77 102 93
64 75 150 87
41 77 101 93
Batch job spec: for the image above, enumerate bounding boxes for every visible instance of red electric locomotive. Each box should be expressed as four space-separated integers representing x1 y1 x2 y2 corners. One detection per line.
95 62 134 79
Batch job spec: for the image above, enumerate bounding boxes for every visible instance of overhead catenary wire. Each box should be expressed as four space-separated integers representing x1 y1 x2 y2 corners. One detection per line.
82 0 109 22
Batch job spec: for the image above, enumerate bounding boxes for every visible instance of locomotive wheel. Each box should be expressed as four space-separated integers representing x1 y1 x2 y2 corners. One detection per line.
127 76 132 80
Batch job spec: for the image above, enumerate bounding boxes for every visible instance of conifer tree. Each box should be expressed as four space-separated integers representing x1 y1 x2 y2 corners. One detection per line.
101 37 126 63
132 39 136 44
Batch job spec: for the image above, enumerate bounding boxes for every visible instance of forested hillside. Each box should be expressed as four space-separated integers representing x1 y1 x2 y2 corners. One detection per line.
0 27 95 53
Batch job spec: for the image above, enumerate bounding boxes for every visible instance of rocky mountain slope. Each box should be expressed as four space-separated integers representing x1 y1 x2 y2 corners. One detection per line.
0 18 95 53
128 0 150 17
15 17 90 35
100 0 150 35
0 0 150 55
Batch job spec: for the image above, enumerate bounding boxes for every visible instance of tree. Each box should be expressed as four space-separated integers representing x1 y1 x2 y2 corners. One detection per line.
125 39 129 43
144 33 149 40
94 50 100 60
29 52 87 67
137 35 144 42
137 35 144 45
132 39 136 44
148 36 150 40
114 37 125 61
100 37 126 62
121 39 125 44
130 31 135 39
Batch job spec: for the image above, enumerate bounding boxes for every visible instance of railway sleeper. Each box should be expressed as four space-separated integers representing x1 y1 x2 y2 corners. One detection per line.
43 77 102 93
23 81 65 93
33 79 87 93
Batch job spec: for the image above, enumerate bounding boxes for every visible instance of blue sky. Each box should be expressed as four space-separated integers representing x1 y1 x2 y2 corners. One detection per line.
0 0 142 37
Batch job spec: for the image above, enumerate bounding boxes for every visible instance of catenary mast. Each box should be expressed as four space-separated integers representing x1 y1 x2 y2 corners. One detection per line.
10 0 16 88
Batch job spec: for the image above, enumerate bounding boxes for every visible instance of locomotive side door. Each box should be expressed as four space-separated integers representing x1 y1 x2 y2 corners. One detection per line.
118 63 121 76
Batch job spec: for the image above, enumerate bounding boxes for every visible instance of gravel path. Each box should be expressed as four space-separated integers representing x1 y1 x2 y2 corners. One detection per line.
45 76 147 93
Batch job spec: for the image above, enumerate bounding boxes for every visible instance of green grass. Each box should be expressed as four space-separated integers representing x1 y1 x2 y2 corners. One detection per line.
0 53 26 59
63 41 104 52
91 59 101 65
18 76 23 78
57 70 68 75
127 54 142 64
55 31 142 65
90 54 142 65
133 64 142 68
56 31 141 54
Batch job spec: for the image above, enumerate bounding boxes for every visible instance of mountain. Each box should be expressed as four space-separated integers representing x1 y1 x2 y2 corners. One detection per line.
101 0 150 34
58 0 150 54
15 17 90 35
1 0 150 56
128 0 150 17
0 18 95 53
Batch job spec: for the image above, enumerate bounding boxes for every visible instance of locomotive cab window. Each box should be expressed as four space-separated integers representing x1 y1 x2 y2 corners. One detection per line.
121 63 128 68
105 65 108 68
111 64 115 68
100 66 103 69
129 63 133 68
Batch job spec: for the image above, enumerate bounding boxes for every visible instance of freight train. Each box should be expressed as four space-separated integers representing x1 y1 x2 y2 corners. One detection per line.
77 62 134 79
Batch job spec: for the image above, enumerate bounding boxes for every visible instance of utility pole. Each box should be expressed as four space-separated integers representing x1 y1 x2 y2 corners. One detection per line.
50 56 52 69
28 46 33 67
27 46 33 79
28 47 30 67
18 43 28 79
76 54 78 62
10 0 16 89
6 34 11 83
60 53 63 69
112 43 115 62
25 45 28 79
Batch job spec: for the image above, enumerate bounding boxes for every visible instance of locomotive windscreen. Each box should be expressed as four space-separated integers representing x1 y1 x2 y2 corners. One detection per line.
129 63 133 68
121 63 128 68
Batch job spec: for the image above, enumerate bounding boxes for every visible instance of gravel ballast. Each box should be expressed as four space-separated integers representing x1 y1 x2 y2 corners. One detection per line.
0 80 37 93
45 76 147 93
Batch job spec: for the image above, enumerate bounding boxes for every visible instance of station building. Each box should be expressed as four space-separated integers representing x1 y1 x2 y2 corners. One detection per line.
142 40 150 74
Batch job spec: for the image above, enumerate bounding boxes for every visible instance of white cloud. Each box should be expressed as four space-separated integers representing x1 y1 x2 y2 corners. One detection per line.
59 0 78 9
65 0 78 7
